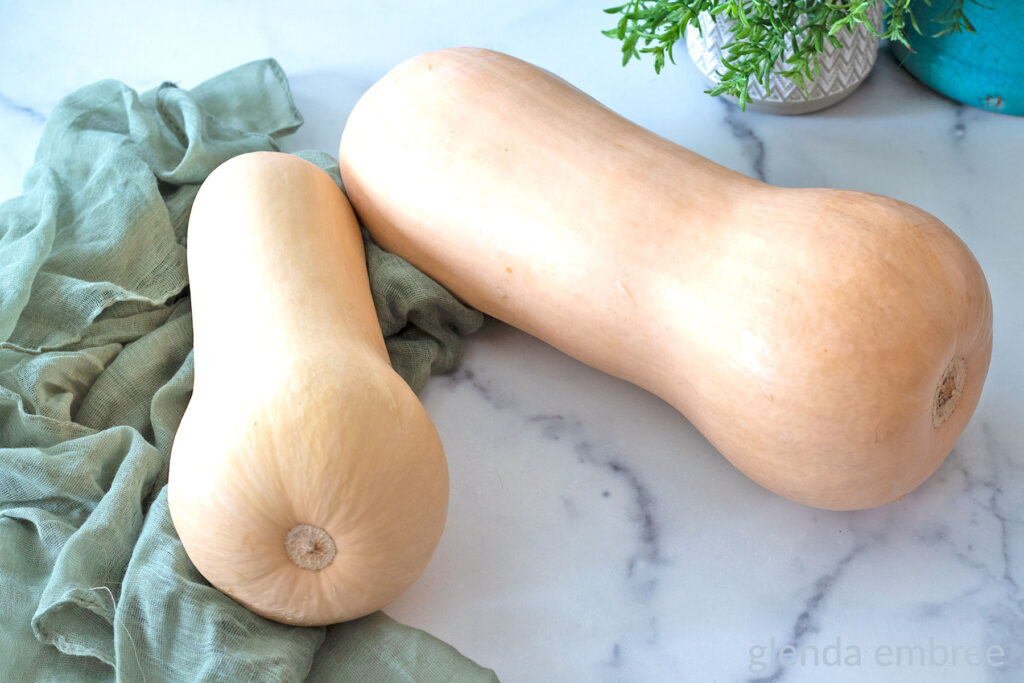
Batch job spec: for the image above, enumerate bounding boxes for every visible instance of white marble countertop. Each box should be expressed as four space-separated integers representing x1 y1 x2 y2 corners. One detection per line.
3 2 1022 681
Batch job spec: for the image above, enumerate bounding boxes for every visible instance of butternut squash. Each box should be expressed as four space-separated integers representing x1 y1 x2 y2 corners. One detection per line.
168 152 448 625
338 48 993 511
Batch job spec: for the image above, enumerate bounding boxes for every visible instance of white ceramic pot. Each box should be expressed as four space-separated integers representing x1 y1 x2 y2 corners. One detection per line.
685 4 883 114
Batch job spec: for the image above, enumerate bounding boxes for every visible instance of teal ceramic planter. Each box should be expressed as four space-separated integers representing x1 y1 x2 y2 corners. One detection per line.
891 0 1024 115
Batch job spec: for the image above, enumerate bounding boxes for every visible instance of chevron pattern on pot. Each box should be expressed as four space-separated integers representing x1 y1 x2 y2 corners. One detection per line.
685 3 882 106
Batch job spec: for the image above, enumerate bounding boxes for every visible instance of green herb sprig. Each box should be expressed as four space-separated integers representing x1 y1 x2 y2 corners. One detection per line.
603 0 980 110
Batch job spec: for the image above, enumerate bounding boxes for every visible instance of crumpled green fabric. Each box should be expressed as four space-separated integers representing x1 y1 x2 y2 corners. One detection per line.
0 58 491 682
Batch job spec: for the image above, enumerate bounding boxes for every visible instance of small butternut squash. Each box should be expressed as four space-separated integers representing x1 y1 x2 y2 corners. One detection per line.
168 152 448 625
338 48 993 511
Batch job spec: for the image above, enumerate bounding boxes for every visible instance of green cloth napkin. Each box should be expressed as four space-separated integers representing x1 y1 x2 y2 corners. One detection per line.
0 58 492 682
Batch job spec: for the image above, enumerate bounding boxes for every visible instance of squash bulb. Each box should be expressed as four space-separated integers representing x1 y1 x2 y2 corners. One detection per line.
168 152 448 625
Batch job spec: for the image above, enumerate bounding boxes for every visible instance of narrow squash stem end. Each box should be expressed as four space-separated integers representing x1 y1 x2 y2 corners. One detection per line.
932 356 967 428
285 524 337 570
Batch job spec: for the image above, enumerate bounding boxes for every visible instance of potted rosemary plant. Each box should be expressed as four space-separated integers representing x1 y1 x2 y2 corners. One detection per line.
604 0 982 114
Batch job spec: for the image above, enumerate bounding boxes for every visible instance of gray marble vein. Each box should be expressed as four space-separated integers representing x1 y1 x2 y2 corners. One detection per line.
720 97 768 182
441 363 669 672
451 368 670 608
953 104 968 142
0 91 46 123
748 542 869 683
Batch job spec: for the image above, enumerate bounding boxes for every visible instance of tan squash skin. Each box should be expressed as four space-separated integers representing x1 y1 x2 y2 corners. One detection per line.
168 152 448 625
338 48 993 511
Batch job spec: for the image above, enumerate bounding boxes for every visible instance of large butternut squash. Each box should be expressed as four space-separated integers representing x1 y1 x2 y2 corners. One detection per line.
168 152 448 625
338 48 993 511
